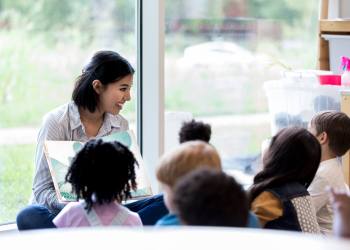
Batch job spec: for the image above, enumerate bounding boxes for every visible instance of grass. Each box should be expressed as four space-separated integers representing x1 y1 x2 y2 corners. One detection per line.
0 31 77 127
0 144 35 223
0 30 137 128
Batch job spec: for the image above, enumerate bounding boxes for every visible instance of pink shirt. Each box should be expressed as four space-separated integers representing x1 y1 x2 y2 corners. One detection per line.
53 201 142 228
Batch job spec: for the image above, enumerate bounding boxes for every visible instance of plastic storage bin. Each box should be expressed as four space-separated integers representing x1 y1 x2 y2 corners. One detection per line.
322 34 350 74
264 78 345 135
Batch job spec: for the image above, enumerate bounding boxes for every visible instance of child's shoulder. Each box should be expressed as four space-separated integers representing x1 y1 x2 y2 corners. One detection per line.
120 205 142 226
319 158 342 172
252 191 280 205
53 201 87 228
61 201 85 214
313 159 343 182
251 191 283 227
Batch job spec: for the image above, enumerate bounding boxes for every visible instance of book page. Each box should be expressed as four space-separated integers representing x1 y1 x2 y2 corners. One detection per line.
44 130 152 202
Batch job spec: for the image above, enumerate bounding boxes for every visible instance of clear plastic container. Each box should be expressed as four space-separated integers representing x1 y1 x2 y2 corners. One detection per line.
264 79 345 135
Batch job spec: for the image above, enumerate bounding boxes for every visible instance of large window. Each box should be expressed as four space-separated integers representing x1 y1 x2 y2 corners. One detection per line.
0 0 321 225
0 0 137 224
164 0 318 185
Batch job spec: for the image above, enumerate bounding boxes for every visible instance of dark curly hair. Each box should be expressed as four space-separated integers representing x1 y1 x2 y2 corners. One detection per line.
173 168 248 227
65 139 137 211
179 119 211 143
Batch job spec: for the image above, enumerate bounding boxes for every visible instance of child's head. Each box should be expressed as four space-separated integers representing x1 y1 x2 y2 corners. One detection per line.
179 119 211 143
309 111 350 157
72 50 134 114
157 141 221 188
66 139 137 211
250 127 321 201
156 141 221 211
173 168 248 227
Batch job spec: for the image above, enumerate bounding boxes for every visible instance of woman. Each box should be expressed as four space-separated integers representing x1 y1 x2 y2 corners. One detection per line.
16 51 167 230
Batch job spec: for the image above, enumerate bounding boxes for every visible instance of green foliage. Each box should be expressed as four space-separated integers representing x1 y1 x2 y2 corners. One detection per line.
247 0 301 24
0 30 78 127
0 0 138 127
3 0 86 28
0 144 35 223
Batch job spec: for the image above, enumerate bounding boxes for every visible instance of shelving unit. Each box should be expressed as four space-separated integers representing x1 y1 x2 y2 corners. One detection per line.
320 19 350 33
341 91 350 185
318 20 350 70
318 0 350 185
318 0 350 70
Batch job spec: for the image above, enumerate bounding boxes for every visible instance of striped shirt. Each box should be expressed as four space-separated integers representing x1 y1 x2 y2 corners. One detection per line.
31 101 129 213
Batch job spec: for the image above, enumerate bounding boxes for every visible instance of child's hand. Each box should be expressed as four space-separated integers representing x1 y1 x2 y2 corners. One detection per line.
329 188 350 212
329 187 350 238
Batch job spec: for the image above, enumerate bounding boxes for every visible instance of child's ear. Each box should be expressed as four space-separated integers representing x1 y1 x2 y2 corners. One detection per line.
318 131 328 145
92 80 103 94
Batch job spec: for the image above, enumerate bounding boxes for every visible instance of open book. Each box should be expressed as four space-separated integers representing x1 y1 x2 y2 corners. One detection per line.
44 130 152 202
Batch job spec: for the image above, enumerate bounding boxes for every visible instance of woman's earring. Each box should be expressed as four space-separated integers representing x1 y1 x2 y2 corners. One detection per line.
91 192 97 203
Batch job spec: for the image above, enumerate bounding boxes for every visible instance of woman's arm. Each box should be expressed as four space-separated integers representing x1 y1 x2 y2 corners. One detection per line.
32 112 66 213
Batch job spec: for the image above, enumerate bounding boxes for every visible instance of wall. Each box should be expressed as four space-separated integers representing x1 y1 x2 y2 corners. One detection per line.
340 0 350 18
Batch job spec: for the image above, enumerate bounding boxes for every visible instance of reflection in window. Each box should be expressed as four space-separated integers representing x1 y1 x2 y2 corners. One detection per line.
165 0 318 186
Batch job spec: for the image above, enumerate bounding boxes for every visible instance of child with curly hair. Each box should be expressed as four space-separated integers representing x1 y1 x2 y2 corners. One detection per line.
178 119 211 143
53 139 142 227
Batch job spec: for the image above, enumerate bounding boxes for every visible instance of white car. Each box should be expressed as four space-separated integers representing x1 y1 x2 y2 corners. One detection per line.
177 41 255 69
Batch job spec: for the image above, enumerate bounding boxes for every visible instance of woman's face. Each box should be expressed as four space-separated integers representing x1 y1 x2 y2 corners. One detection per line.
98 74 133 115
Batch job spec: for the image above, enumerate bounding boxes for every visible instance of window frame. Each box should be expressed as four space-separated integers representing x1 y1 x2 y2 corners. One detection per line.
137 0 165 194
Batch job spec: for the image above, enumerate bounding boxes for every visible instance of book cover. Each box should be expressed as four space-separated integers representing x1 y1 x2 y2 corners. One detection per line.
44 130 152 202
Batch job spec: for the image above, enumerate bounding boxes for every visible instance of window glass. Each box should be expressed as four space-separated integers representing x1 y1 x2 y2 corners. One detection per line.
0 0 137 224
164 0 318 185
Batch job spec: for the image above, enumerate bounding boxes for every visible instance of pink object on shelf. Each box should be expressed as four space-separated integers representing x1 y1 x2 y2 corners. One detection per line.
317 75 341 85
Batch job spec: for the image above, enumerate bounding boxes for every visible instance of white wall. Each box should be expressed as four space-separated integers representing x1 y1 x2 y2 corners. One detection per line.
328 0 350 18
340 0 350 18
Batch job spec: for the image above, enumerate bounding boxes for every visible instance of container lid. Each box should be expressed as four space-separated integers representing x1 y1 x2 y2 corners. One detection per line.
322 34 350 40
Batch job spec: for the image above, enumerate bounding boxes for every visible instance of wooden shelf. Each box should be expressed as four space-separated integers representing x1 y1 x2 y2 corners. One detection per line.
318 20 350 70
320 19 350 33
318 1 350 184
341 91 350 185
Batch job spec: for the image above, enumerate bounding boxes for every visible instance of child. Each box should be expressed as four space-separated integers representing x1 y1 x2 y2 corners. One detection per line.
155 141 221 225
53 139 142 227
330 188 350 238
307 111 350 234
173 168 248 227
155 140 259 228
179 119 211 143
250 127 321 233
